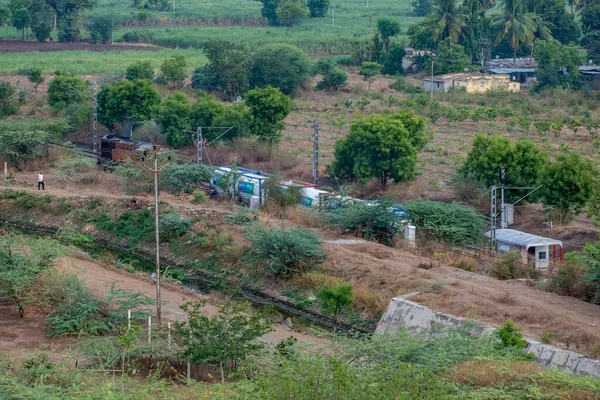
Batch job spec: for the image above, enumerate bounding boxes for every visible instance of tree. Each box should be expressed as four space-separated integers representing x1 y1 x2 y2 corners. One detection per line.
126 60 154 81
12 7 31 40
176 300 272 383
276 0 308 27
245 86 292 142
412 0 433 16
0 129 48 169
313 58 348 90
359 61 380 90
160 55 187 88
27 68 44 93
97 79 161 135
430 0 468 43
258 0 281 26
432 38 471 75
331 109 428 190
192 40 251 101
31 22 51 41
0 6 11 26
47 74 88 111
317 283 353 318
0 82 21 118
249 44 312 95
526 13 554 63
42 0 97 43
377 17 401 53
539 153 598 222
156 91 192 147
307 0 329 17
87 15 112 44
460 135 547 201
534 39 585 88
493 0 534 64
582 4 600 61
381 44 405 75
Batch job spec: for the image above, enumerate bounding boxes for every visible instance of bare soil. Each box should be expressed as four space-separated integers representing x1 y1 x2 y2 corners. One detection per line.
0 39 158 53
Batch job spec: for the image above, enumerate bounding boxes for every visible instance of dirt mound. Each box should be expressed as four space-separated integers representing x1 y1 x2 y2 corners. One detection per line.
0 40 159 53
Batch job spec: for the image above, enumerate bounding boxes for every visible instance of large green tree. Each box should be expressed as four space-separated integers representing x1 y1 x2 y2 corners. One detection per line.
126 60 154 81
0 82 21 118
307 0 329 17
376 17 401 53
581 4 600 62
160 55 187 89
43 0 97 42
245 86 292 142
460 135 548 201
156 92 192 147
47 74 88 111
331 109 428 190
257 0 281 26
431 0 468 43
432 38 471 74
534 39 585 88
192 40 251 101
539 153 598 221
249 44 312 95
276 0 307 27
97 79 161 136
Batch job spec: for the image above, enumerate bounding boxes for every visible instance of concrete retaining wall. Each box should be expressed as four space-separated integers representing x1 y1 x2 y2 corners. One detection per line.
376 296 600 378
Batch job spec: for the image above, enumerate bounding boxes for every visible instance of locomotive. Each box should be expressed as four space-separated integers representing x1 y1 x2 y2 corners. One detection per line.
100 135 169 162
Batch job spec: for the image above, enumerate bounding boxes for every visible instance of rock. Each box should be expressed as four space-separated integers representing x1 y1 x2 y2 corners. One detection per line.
282 317 293 328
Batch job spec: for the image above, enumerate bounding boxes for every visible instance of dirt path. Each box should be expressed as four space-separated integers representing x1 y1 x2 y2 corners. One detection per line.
61 254 320 346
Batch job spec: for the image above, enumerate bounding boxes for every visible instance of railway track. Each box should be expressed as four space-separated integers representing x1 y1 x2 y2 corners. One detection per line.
46 142 99 160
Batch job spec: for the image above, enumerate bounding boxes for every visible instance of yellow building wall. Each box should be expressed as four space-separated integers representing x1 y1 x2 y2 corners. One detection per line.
454 75 521 93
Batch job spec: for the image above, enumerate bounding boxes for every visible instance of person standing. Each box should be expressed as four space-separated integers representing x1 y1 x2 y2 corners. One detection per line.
37 171 44 190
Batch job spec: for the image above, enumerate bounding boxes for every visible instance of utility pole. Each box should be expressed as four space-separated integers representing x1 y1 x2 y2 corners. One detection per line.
313 120 319 186
500 166 506 229
490 185 497 254
92 81 98 157
430 56 434 102
183 126 234 165
141 147 170 324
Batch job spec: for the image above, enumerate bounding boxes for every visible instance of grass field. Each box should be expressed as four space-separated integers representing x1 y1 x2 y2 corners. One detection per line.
0 0 421 55
0 48 206 75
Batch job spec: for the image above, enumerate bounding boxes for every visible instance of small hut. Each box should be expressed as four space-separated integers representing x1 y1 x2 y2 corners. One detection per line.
485 229 563 269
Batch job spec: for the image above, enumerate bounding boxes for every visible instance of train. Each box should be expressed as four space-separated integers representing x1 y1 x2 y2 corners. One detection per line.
100 135 169 162
209 166 409 221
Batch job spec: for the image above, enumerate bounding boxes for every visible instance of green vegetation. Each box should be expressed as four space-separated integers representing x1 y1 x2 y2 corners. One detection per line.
317 283 354 317
245 225 324 277
160 163 213 194
404 200 487 245
246 86 292 141
331 109 427 190
47 74 88 111
160 55 187 88
249 44 312 95
0 49 206 75
494 320 529 349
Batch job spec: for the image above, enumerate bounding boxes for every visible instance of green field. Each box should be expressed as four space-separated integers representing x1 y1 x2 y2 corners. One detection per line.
0 48 206 75
0 0 421 55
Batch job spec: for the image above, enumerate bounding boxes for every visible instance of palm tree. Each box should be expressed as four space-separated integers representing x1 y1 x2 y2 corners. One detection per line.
431 0 469 43
527 13 554 63
493 0 534 64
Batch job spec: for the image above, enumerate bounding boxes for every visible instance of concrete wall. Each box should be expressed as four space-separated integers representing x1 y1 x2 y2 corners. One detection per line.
376 296 600 378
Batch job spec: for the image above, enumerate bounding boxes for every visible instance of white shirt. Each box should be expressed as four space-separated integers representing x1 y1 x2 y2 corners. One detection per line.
38 174 43 182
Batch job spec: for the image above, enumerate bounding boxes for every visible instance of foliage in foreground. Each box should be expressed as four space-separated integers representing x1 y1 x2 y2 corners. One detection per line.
245 225 324 277
404 200 487 245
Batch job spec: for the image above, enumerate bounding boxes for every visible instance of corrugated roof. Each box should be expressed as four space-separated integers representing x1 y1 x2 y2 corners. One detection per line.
484 229 562 248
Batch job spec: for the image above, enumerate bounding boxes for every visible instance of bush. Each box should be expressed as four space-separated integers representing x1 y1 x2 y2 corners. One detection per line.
390 77 423 94
160 163 213 194
325 199 401 246
249 44 312 95
32 24 51 42
404 200 487 245
64 103 93 130
491 252 537 280
317 283 353 317
113 209 154 246
87 16 112 44
126 60 154 81
223 206 258 226
494 320 528 349
190 190 208 204
246 226 325 277
47 75 88 111
159 212 192 241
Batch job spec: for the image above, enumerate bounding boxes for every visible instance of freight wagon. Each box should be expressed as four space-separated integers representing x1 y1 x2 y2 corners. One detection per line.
100 135 169 162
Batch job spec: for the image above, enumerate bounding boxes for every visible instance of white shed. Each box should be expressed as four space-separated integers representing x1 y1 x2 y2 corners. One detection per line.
484 229 563 269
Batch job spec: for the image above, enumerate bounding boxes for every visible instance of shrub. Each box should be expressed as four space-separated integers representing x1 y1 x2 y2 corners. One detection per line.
160 164 213 194
32 24 51 42
540 331 556 344
325 199 401 246
404 200 487 245
52 156 96 185
190 190 208 204
87 16 112 44
246 226 325 277
113 209 154 246
491 252 537 280
64 103 93 130
223 206 258 226
317 283 353 317
249 44 312 95
126 60 154 81
494 320 528 349
159 212 192 241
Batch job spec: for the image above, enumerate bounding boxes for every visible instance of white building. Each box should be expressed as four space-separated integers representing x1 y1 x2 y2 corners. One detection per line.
484 229 563 269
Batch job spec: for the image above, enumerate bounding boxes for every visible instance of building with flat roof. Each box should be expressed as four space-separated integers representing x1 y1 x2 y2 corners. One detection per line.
423 73 520 93
484 229 563 269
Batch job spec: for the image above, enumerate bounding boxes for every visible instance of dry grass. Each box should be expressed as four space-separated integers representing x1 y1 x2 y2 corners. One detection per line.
495 292 517 306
